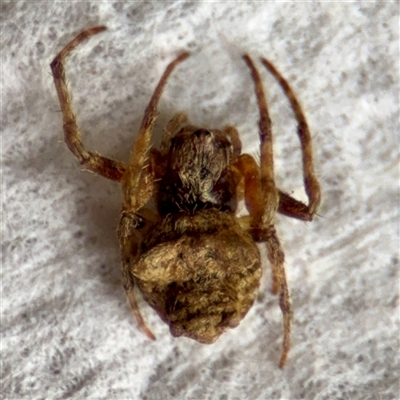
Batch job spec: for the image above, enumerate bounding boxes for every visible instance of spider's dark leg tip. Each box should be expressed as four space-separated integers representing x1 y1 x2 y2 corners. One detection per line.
178 51 191 61
92 26 107 34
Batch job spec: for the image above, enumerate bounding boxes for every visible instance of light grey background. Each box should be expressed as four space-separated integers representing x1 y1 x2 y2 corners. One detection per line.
2 2 399 399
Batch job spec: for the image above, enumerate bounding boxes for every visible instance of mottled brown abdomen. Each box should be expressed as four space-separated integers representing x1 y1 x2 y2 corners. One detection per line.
132 210 262 343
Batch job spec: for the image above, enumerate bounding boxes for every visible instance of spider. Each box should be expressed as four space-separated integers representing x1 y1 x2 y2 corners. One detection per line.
50 26 321 369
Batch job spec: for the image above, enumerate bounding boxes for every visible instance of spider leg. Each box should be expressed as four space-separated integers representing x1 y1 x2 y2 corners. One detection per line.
277 190 316 221
265 227 291 369
118 207 158 341
159 112 188 154
233 159 316 222
243 55 279 225
118 53 189 340
222 126 242 161
121 52 189 210
50 26 126 181
261 57 321 219
166 112 188 133
242 54 290 369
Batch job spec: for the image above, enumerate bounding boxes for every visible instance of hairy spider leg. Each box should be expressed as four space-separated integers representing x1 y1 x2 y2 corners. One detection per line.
50 26 127 181
118 52 190 340
152 113 191 180
260 58 321 220
160 112 189 154
51 26 190 340
242 55 291 369
121 52 190 210
222 125 242 161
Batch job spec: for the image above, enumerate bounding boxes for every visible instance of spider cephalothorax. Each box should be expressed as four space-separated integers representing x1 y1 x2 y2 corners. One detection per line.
157 126 238 214
51 26 321 368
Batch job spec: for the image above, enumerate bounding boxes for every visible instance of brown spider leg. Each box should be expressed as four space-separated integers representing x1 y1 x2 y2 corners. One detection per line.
160 112 188 154
277 190 314 221
222 125 242 163
234 153 264 225
122 52 190 209
118 52 190 340
118 207 157 340
242 54 290 369
50 26 126 182
261 58 321 219
242 56 280 225
234 154 290 368
265 227 291 369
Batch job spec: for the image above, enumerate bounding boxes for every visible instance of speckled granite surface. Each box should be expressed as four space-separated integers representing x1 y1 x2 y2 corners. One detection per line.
2 2 399 399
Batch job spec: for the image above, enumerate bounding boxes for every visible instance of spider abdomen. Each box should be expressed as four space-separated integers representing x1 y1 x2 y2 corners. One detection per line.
132 209 262 343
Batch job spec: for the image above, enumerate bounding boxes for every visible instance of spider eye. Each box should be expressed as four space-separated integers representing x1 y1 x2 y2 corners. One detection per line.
193 129 211 138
